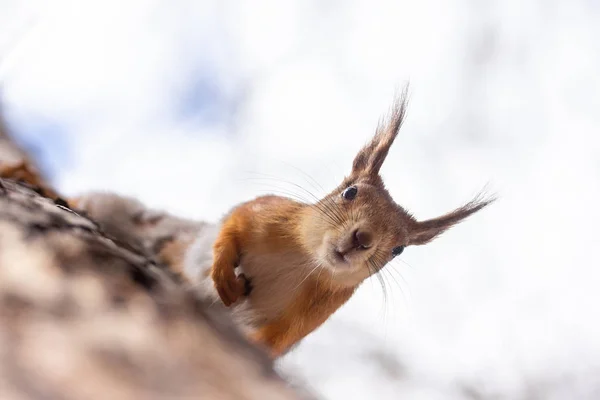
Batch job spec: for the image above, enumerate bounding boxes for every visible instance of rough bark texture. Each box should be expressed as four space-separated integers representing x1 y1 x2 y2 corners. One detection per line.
0 178 308 400
70 191 208 277
0 116 311 399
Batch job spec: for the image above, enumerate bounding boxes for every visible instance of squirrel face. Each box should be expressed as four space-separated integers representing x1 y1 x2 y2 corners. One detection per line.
300 177 410 286
299 90 494 288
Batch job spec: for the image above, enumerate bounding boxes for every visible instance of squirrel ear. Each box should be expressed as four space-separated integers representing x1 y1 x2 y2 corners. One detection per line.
351 86 409 177
408 195 495 245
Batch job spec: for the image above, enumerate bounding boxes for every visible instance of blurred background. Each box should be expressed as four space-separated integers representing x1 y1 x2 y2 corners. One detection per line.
1 0 599 398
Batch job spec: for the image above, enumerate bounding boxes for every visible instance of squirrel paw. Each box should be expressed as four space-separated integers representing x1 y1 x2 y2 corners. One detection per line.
212 269 251 307
240 273 253 297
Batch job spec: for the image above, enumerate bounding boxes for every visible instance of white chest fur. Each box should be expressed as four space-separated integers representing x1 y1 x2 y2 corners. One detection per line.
183 223 314 331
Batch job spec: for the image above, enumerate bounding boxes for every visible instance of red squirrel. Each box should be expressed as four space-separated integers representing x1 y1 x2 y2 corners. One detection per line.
206 92 494 358
0 89 491 359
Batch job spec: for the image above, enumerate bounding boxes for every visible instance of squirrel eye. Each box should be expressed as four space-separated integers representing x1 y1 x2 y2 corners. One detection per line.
341 186 358 200
392 246 404 257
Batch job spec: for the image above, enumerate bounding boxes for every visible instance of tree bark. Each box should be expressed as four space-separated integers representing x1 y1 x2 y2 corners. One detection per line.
0 115 312 399
0 178 309 400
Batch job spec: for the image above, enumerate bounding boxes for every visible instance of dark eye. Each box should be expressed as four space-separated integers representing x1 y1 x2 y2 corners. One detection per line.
341 186 358 200
392 246 404 257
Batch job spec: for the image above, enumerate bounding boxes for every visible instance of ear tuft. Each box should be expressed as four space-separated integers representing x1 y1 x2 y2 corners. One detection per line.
409 191 496 245
351 85 410 176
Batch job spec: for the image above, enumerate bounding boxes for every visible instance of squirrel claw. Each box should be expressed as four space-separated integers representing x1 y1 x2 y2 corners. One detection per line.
240 273 253 297
213 270 250 307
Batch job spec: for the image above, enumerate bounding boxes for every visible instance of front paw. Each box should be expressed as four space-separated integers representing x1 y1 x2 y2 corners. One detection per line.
239 273 253 297
212 268 248 307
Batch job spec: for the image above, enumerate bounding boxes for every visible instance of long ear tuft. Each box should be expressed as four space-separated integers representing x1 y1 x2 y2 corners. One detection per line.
352 85 409 176
409 191 496 245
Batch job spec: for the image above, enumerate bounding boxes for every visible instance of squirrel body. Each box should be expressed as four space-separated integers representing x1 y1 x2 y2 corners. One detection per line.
181 195 356 357
47 90 492 359
211 195 357 356
0 87 492 360
204 92 494 357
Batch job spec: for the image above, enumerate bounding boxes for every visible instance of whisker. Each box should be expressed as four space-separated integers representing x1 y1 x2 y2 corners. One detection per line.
364 260 384 319
398 257 416 270
380 265 408 307
272 159 328 196
388 260 412 290
243 172 323 203
240 170 350 228
237 179 312 201
291 261 323 292
320 196 346 226
369 258 389 321
316 261 325 284
237 177 314 203
243 180 340 227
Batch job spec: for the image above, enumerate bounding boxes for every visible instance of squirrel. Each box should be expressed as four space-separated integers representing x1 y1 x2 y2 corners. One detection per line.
41 91 493 359
195 91 495 358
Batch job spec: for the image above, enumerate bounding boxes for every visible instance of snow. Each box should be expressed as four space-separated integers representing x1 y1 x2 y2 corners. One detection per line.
2 0 599 398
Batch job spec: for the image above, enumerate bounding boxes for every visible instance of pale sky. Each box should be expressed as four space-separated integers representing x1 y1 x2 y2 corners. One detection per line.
2 1 600 398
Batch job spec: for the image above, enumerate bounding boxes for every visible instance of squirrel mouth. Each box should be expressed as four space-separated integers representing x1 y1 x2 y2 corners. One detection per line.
332 249 350 264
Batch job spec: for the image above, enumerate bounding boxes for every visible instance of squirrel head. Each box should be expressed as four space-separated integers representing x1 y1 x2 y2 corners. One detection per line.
299 89 494 287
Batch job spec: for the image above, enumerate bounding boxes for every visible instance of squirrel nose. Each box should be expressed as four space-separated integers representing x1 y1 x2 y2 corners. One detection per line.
353 229 373 250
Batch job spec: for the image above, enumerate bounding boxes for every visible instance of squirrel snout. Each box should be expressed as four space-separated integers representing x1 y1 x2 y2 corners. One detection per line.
353 229 373 249
337 229 373 258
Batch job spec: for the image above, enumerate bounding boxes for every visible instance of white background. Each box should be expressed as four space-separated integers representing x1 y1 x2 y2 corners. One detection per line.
1 1 599 398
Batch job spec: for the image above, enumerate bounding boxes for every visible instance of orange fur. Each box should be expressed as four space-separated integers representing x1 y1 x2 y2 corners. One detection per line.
211 196 303 305
210 92 494 357
211 196 356 356
249 279 355 357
